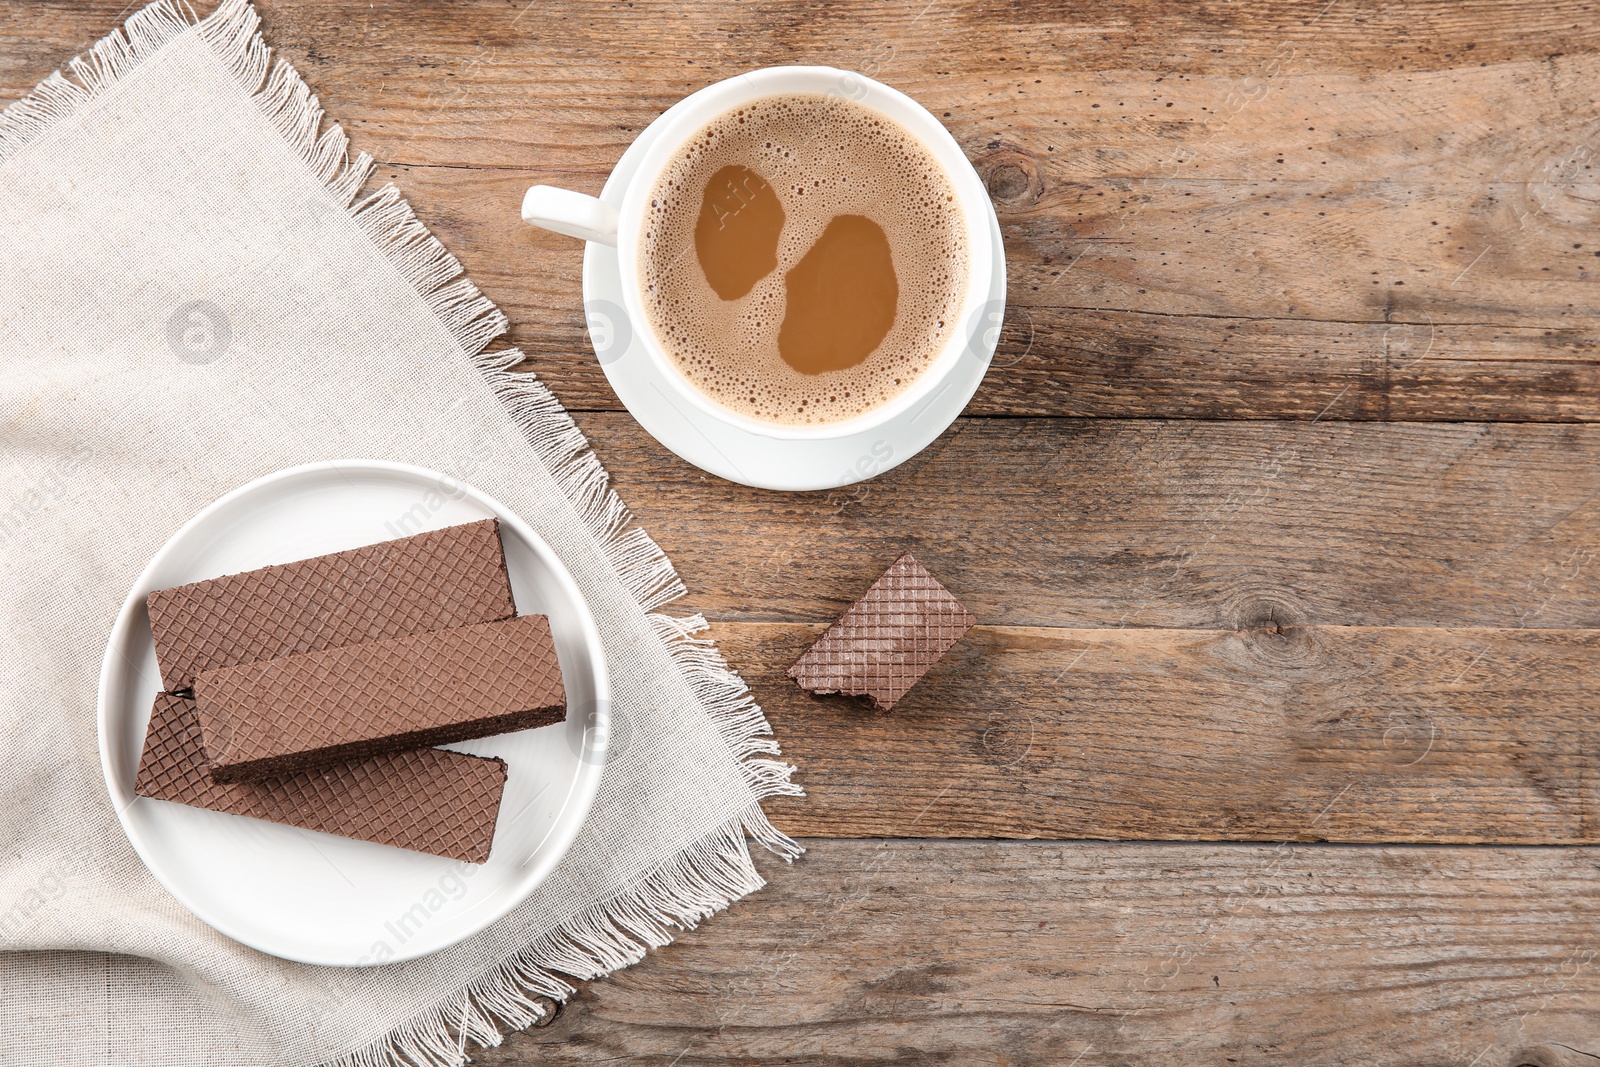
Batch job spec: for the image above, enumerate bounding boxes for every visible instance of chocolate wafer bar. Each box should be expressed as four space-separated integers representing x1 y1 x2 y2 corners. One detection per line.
147 519 516 692
136 693 506 863
195 614 566 782
787 552 975 712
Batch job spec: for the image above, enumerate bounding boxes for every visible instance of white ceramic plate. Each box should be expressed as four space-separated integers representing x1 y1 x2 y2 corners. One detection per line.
581 84 1007 492
98 460 608 966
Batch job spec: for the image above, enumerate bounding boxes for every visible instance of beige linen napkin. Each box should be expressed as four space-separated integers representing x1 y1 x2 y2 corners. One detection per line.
0 2 800 1063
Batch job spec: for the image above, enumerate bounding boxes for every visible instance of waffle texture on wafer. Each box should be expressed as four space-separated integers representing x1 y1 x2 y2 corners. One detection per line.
135 693 507 863
787 552 974 711
195 614 566 782
147 519 516 691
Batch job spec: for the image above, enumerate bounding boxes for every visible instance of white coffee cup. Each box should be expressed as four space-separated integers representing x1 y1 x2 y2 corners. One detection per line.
522 65 997 442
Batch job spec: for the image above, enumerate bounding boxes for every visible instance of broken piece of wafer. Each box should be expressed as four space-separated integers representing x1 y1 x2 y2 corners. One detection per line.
787 552 975 712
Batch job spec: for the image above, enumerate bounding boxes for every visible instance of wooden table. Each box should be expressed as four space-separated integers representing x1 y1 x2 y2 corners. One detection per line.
7 1 1599 1062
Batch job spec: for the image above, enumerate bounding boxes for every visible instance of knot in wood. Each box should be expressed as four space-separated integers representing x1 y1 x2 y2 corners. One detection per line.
1507 1046 1597 1067
1226 592 1318 669
979 142 1044 206
529 996 561 1027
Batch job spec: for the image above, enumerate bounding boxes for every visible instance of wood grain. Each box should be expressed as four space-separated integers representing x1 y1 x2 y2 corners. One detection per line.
3 2 1597 1061
389 163 1600 421
5 1 1598 419
722 622 1600 842
476 839 1600 1066
574 413 1600 629
237 0 1600 422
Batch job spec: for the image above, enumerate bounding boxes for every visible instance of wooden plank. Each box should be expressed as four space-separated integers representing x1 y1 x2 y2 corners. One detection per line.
133 1 1600 175
573 413 1600 629
719 621 1599 843
6 2 1598 420
477 839 1600 1066
385 163 1600 421
287 0 1600 416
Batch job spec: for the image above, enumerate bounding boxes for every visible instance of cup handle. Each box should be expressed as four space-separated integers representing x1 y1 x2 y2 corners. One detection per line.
521 185 620 246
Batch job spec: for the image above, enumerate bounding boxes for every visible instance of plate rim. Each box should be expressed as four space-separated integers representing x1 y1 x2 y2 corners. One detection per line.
96 458 610 966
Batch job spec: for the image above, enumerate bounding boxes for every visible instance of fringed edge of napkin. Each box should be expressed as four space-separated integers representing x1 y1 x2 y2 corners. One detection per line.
0 2 803 1065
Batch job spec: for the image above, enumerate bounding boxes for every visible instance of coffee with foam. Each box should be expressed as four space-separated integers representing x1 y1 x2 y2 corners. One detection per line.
640 93 968 426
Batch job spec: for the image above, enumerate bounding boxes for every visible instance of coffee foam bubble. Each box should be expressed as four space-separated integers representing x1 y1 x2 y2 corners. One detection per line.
640 92 968 425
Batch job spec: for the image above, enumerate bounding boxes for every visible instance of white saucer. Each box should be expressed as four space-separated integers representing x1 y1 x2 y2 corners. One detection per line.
581 105 1007 492
97 460 608 966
